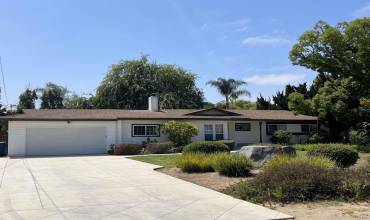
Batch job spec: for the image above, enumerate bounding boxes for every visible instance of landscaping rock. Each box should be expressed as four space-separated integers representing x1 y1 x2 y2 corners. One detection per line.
281 145 296 155
238 145 277 167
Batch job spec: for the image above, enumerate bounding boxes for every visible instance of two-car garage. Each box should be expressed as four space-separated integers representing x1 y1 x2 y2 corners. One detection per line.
25 127 107 156
7 121 116 157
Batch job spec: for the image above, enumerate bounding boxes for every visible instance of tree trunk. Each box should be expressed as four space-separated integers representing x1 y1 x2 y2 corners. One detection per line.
225 96 229 109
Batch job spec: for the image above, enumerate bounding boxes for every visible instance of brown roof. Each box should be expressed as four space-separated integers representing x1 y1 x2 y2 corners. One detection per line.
3 108 318 121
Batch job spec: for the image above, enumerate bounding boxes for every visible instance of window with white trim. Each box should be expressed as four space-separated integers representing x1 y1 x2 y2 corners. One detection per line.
204 124 213 141
132 124 160 137
267 124 287 134
215 124 224 140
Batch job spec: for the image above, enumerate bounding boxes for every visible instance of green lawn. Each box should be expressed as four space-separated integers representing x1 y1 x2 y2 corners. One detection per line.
129 154 180 167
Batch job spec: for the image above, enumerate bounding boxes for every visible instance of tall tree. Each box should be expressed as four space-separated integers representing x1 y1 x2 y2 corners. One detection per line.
207 78 250 109
256 95 274 110
17 88 37 111
64 94 94 109
94 56 204 109
216 99 256 110
38 82 68 109
289 17 370 140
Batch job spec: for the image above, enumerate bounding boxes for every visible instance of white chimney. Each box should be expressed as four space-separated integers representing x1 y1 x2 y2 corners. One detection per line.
148 96 159 112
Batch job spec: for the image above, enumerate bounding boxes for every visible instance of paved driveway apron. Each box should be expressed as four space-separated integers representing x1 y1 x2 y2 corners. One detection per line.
0 156 293 220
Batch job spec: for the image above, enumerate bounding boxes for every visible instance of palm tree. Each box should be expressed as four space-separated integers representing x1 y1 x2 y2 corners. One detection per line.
206 78 251 109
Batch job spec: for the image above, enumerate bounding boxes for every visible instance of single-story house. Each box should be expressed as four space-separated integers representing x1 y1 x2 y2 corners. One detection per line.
4 96 318 156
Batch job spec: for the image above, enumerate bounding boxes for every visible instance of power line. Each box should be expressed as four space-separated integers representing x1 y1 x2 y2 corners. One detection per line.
0 56 8 106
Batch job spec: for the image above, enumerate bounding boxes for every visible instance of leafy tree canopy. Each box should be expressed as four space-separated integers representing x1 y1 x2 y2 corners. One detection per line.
38 82 68 109
94 56 204 109
64 94 94 109
17 88 37 111
288 17 370 141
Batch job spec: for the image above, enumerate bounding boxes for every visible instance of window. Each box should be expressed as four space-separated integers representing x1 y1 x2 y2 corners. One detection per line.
215 124 224 140
132 124 160 137
301 124 318 134
267 124 287 134
204 124 213 141
235 123 251 131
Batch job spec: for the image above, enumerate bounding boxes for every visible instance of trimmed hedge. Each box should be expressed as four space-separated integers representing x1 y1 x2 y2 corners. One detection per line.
306 144 359 167
144 142 173 154
113 144 143 155
216 140 235 150
182 141 229 154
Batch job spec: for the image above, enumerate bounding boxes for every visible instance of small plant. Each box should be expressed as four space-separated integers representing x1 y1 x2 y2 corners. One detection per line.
271 130 291 144
308 133 322 144
349 130 370 153
176 153 214 173
182 141 229 154
107 144 114 155
307 144 359 167
113 144 143 155
162 121 198 147
213 153 253 177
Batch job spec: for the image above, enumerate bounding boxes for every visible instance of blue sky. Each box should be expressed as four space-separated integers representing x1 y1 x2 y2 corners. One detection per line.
1 0 370 107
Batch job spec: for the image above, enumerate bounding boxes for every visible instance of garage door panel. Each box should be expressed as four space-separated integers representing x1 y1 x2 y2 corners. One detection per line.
26 127 107 156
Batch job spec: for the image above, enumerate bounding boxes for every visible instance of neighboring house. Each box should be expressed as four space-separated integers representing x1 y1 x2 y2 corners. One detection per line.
4 96 318 156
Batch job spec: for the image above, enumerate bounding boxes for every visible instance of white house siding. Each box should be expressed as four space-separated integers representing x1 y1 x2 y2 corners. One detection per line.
119 120 229 144
120 120 169 144
8 121 116 156
228 121 261 146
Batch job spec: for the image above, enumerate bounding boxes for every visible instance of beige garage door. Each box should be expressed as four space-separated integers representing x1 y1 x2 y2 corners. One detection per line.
26 127 107 156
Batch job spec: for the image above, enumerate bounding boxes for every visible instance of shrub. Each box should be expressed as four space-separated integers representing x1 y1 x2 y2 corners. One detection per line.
308 133 322 144
356 145 370 153
307 144 359 167
216 140 235 150
349 129 369 146
271 130 290 144
176 153 214 173
213 153 253 177
264 155 336 171
349 130 370 153
162 121 198 147
224 155 342 203
144 142 173 154
182 141 229 154
341 165 370 200
113 144 143 155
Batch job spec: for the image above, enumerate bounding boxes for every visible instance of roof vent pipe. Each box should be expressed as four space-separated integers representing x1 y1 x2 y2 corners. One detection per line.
148 96 159 112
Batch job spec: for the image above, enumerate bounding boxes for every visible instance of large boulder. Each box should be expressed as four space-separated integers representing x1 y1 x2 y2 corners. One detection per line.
238 145 296 167
281 145 296 155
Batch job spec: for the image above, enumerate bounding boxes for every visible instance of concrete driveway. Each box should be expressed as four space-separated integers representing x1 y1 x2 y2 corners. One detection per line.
0 156 293 220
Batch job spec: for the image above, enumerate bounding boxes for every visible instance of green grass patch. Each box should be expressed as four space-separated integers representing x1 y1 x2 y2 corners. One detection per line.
129 154 180 167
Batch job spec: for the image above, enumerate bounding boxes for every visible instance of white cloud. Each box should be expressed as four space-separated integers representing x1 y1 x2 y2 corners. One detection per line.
201 18 250 32
244 73 306 85
242 35 291 45
354 3 370 17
